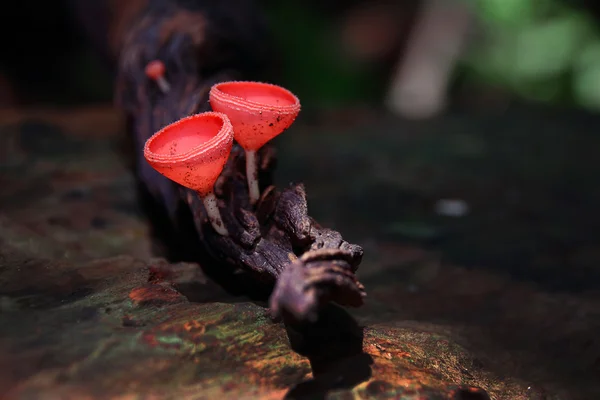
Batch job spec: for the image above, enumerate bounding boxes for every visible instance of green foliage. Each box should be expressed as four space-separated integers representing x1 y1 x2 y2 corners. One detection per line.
264 0 600 110
465 0 600 110
265 1 381 107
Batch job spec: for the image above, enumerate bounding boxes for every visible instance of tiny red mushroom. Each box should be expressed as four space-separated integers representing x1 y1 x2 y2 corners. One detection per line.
143 112 234 235
209 81 301 205
145 60 171 93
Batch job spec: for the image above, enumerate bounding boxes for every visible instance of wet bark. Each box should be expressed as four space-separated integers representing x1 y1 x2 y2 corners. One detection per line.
114 0 365 323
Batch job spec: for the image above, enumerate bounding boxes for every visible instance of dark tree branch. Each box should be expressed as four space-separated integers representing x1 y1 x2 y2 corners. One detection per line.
114 0 365 324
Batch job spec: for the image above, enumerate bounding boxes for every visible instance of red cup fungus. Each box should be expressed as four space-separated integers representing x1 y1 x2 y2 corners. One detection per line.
145 60 171 93
143 112 234 235
209 81 301 205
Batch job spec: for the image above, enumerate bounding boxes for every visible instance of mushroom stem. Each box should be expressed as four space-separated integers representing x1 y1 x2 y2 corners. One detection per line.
201 191 228 236
156 77 171 93
245 149 260 205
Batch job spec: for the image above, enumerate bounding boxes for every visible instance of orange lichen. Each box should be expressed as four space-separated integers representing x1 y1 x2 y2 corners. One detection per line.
128 284 184 305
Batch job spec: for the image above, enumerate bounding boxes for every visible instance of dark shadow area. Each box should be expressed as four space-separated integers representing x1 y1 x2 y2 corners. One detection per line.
275 106 600 399
0 0 113 106
449 387 491 400
283 304 372 399
284 105 600 294
136 181 274 304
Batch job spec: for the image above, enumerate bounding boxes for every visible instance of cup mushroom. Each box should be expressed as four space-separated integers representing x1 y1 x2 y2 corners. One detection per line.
145 60 171 93
143 112 234 235
209 81 301 205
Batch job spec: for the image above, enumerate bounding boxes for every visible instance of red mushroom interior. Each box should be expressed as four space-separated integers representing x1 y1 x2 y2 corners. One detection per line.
147 117 221 157
209 81 301 151
143 112 233 196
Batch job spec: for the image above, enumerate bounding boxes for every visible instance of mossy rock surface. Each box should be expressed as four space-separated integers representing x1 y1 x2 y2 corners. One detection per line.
1 106 599 399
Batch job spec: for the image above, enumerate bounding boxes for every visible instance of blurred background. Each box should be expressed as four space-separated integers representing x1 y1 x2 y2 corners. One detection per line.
2 0 600 290
2 0 600 288
3 0 600 115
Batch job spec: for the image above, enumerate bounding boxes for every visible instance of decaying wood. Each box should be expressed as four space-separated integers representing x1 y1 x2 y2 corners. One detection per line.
114 0 365 323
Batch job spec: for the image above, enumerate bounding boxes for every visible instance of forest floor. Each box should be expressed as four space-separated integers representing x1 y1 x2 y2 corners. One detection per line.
0 105 599 399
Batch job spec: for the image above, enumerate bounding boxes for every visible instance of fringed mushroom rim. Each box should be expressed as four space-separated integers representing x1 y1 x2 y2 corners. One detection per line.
144 112 233 164
210 81 301 115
